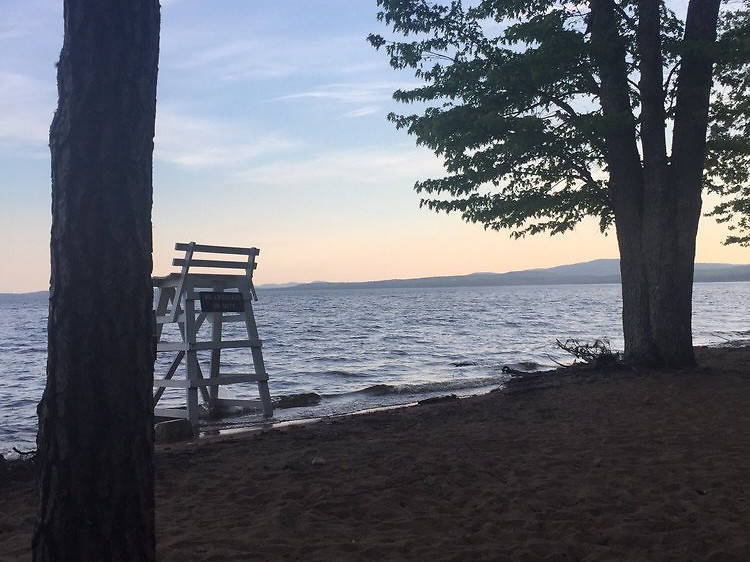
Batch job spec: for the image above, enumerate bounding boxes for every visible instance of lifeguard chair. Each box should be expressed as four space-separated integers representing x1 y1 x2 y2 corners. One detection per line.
152 242 273 429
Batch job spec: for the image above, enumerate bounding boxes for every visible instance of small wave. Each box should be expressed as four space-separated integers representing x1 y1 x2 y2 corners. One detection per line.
322 369 363 378
296 369 367 379
381 334 411 341
359 383 393 396
503 360 542 371
273 392 321 409
357 376 508 397
0 344 46 353
20 345 47 353
451 361 477 367
310 356 353 363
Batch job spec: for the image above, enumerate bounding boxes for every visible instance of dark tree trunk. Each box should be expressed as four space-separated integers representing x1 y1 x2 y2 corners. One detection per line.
645 0 721 367
590 0 658 364
640 0 720 367
637 0 690 366
590 0 720 367
33 1 160 560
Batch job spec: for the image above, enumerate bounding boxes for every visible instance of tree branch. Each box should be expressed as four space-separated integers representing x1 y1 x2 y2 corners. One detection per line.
637 0 668 189
425 50 456 63
612 1 638 31
663 61 680 92
589 0 644 219
541 93 579 118
671 0 722 195
626 77 642 99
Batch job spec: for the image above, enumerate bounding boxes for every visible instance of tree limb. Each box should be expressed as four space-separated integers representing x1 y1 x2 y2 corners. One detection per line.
671 0 722 195
637 0 668 194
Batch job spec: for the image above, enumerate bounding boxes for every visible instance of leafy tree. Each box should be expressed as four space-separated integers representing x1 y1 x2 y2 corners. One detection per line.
706 5 750 245
34 1 160 560
369 0 749 367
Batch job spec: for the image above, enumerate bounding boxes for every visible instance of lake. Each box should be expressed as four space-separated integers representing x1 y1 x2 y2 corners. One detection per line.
1 282 748 456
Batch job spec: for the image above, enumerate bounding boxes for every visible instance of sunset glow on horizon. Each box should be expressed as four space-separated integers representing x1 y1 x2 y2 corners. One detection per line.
1 0 748 293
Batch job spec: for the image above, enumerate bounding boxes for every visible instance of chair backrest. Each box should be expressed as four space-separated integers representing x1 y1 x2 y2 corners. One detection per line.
173 242 259 279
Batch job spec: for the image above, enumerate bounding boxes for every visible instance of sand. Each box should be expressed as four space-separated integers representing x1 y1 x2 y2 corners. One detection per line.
2 346 749 561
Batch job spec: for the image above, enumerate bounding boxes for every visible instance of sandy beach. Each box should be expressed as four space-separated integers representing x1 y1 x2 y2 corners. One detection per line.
2 345 749 561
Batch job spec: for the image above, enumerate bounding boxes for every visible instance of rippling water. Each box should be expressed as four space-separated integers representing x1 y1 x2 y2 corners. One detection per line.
1 282 748 456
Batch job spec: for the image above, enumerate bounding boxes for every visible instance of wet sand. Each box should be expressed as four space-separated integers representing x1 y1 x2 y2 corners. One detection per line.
2 346 749 561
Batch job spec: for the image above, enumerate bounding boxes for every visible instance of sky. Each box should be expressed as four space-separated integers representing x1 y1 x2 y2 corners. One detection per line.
0 0 747 292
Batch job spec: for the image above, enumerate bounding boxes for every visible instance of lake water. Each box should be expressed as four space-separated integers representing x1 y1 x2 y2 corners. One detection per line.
1 282 748 457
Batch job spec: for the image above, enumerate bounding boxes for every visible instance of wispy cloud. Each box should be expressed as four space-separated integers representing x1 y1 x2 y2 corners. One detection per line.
155 109 298 168
277 81 415 105
233 145 443 192
174 39 298 79
169 34 379 82
0 72 56 151
341 106 379 119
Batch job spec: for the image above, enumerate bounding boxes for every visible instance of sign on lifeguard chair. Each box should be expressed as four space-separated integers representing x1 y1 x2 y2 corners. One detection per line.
152 242 273 429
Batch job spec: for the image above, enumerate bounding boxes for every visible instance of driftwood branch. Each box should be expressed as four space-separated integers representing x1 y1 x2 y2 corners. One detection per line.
12 447 37 457
555 338 620 367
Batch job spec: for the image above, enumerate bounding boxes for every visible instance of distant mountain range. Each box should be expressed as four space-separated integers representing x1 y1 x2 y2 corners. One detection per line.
259 259 750 291
2 259 749 299
0 290 48 302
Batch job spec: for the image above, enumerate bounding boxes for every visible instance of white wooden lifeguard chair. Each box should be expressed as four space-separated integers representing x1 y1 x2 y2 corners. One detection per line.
152 242 273 429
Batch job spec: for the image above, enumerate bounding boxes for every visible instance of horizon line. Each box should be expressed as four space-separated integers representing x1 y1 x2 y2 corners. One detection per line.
4 258 750 295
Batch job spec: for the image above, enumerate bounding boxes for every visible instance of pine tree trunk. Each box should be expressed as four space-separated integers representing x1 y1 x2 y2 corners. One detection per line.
33 1 160 560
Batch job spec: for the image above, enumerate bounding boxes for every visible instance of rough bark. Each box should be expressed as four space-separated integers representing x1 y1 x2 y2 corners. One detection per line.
637 0 685 365
647 0 721 366
590 0 720 367
590 0 657 364
639 0 721 367
33 1 160 560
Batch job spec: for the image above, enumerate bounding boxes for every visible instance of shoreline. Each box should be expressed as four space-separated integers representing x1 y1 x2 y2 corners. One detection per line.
3 345 749 560
198 338 750 444
3 282 749 458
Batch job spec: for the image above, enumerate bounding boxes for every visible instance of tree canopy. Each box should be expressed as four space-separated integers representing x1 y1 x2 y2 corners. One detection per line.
368 0 750 244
